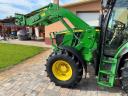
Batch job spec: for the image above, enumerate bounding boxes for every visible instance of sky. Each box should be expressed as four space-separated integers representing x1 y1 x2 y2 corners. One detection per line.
0 0 84 19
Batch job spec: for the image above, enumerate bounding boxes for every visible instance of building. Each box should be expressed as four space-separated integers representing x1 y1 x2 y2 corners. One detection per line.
45 0 101 44
0 18 45 40
0 18 15 28
0 18 16 34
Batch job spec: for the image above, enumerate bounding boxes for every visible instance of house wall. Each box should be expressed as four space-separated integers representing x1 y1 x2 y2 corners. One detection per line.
45 0 101 44
66 1 101 12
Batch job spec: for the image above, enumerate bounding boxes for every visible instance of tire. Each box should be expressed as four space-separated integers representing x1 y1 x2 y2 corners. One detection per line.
46 49 83 87
120 59 128 93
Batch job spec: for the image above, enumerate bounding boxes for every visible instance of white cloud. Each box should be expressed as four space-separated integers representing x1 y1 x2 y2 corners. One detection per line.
0 0 33 8
0 0 51 18
30 0 51 10
0 0 86 19
35 0 51 6
0 4 28 19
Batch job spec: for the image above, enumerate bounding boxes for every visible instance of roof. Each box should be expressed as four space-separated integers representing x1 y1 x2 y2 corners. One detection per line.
63 0 99 8
0 17 15 24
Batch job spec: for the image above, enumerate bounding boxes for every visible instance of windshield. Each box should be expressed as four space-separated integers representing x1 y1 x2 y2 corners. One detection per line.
108 0 128 29
104 0 128 55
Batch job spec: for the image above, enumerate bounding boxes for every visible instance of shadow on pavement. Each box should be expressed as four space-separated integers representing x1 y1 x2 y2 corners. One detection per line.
73 65 127 95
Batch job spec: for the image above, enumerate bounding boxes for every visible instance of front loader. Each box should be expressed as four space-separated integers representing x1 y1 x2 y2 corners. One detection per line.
15 0 128 93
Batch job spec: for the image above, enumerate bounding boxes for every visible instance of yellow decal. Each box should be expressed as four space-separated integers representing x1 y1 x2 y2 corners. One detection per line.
40 13 46 17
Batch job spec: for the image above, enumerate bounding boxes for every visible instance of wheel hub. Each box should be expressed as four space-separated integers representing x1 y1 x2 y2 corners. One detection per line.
52 60 72 81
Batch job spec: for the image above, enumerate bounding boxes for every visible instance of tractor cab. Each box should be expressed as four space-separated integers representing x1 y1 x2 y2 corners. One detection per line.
96 0 128 88
101 0 128 57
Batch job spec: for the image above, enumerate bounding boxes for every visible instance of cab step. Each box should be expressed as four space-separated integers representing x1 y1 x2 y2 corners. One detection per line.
99 70 114 75
98 81 112 87
97 57 118 88
102 58 117 64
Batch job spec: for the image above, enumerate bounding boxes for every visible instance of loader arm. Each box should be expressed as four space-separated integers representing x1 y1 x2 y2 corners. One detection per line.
15 3 97 62
15 3 91 31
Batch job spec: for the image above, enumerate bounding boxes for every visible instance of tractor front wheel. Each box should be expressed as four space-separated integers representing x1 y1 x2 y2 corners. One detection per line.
46 50 83 87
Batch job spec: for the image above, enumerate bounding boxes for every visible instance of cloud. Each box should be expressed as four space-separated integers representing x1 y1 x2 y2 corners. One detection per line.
0 0 85 19
30 0 51 10
0 4 28 19
0 0 51 19
0 0 33 8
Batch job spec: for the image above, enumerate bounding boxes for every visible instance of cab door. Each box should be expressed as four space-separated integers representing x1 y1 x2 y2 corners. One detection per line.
103 0 128 57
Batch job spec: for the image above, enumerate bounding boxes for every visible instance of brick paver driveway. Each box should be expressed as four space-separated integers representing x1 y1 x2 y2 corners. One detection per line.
0 49 127 96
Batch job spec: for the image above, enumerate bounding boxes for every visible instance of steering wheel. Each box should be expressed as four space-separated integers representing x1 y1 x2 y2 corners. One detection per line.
109 20 125 45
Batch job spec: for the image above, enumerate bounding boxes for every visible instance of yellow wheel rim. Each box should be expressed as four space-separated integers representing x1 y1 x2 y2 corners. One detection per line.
52 60 72 81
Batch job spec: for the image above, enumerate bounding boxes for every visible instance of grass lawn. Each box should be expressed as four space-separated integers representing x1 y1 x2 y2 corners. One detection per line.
0 43 45 71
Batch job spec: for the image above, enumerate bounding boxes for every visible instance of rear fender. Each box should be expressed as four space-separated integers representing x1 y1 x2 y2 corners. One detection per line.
114 42 128 76
115 42 128 58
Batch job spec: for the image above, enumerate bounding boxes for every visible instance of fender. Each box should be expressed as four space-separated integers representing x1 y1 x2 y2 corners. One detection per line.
114 41 128 59
114 42 128 76
59 46 87 72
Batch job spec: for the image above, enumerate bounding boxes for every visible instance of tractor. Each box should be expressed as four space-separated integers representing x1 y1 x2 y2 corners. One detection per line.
15 0 128 93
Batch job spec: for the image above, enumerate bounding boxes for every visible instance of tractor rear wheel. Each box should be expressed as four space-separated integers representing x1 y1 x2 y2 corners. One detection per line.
120 59 128 93
46 50 83 87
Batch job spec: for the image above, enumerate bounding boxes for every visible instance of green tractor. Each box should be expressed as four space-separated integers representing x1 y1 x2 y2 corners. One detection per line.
15 0 128 93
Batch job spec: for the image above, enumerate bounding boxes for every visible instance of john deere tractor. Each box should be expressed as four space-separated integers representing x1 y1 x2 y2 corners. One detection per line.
15 0 128 93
